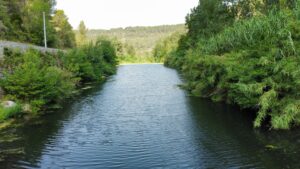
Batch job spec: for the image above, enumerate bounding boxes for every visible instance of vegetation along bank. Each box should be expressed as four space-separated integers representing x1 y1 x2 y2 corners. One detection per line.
0 40 117 126
159 0 300 129
0 0 119 127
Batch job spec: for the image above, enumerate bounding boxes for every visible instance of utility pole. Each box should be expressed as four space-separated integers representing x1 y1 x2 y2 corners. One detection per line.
43 12 47 48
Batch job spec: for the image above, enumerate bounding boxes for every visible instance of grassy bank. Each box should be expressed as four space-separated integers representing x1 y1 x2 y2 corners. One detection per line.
119 63 163 66
117 55 156 64
0 39 117 126
163 1 300 130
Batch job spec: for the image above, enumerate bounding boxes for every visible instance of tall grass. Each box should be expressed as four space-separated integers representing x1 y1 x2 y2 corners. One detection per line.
203 12 291 55
0 104 22 122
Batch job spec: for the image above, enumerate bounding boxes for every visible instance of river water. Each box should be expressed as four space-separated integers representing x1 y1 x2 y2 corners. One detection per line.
0 64 300 169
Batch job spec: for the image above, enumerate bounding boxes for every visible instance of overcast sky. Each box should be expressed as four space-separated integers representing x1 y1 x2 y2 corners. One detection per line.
56 0 199 30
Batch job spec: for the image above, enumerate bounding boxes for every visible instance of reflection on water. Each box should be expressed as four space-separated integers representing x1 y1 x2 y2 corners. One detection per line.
0 64 299 169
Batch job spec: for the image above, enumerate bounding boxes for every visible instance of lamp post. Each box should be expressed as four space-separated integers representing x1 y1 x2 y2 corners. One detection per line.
43 12 47 48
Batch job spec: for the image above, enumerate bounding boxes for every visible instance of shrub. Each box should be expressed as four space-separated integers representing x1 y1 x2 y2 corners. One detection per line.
62 39 117 82
0 50 76 113
0 38 117 116
153 31 184 62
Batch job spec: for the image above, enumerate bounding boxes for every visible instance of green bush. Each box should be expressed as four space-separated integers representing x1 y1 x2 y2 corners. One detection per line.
62 48 96 81
153 31 184 62
0 39 117 116
0 50 76 113
63 39 117 82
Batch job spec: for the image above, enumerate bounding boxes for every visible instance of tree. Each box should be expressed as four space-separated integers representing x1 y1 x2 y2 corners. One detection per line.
153 31 183 62
21 0 57 46
1 0 25 41
52 10 75 48
185 0 236 46
0 0 8 38
77 21 88 45
0 0 60 47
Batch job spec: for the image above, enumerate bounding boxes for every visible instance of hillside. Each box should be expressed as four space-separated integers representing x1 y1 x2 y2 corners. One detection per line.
77 24 185 57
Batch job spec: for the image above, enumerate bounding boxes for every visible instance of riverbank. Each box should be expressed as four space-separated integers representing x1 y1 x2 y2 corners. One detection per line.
0 39 117 129
163 2 300 130
119 63 163 66
0 81 103 131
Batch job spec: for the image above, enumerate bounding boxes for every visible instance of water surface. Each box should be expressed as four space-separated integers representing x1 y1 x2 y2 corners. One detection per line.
0 64 300 168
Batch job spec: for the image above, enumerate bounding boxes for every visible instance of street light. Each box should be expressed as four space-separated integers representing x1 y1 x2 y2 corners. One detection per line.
43 12 47 48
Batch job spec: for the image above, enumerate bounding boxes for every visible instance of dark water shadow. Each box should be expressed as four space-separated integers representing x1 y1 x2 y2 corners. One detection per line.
0 82 107 168
186 96 300 169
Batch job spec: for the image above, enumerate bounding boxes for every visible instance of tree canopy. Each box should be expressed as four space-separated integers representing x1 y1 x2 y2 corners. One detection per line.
52 10 75 48
0 0 75 49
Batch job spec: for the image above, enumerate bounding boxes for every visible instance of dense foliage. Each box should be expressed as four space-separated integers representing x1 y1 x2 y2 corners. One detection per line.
52 10 76 48
0 0 75 49
165 0 300 129
153 31 185 62
0 39 117 117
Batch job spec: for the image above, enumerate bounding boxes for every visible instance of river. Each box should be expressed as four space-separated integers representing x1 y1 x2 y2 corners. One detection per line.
0 64 300 168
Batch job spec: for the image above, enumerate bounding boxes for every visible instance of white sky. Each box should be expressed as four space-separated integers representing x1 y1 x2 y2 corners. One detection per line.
56 0 199 30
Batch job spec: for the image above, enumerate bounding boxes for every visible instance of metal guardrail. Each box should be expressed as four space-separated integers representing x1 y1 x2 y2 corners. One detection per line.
0 40 62 58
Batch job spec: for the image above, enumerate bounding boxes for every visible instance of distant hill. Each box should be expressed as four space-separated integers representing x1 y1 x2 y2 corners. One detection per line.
78 24 185 57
